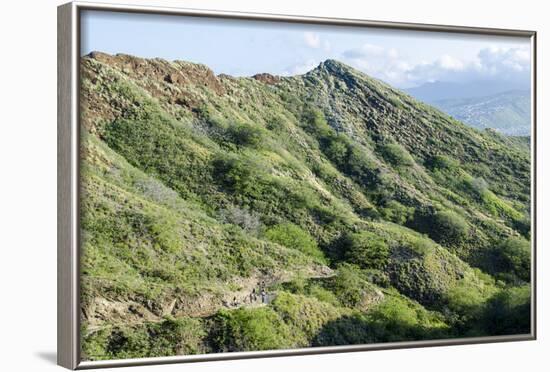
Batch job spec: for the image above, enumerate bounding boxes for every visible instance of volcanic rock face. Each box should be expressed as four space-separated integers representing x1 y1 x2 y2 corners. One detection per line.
79 52 531 361
253 73 281 85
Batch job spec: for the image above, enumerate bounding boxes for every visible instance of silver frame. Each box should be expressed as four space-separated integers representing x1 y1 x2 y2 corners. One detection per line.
58 1 537 369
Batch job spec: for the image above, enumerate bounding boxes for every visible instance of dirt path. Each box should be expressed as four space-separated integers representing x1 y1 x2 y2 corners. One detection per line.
83 265 334 331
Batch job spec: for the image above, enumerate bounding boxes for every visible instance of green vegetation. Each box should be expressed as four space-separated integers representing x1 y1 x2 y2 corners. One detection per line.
227 122 265 148
427 210 469 246
213 307 292 351
477 285 531 335
79 53 531 361
342 232 390 270
329 263 379 308
82 317 207 360
378 142 415 167
427 154 460 171
491 237 531 283
265 223 326 263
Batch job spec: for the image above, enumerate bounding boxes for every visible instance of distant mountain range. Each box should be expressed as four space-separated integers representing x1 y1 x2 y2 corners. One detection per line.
406 80 529 102
406 82 531 136
430 90 531 136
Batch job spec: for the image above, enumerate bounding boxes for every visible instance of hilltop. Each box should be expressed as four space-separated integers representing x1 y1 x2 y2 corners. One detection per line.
79 52 531 360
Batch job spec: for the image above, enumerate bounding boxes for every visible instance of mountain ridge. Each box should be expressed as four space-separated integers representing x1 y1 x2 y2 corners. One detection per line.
79 52 531 360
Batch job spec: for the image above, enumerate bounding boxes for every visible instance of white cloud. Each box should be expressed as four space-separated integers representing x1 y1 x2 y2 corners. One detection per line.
477 46 530 75
438 55 465 70
340 43 411 86
303 32 321 48
342 43 388 58
339 44 530 88
281 59 319 76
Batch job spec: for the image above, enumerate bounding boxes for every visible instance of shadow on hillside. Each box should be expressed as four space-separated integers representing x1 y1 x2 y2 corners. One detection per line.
312 313 448 347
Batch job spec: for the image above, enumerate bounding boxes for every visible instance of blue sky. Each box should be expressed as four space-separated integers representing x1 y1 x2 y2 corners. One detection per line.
81 10 531 89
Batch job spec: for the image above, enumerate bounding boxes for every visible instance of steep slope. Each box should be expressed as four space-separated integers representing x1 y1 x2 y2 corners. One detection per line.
79 53 531 360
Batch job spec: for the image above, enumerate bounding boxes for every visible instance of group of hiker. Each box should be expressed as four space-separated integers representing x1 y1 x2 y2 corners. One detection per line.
250 280 268 304
230 280 268 308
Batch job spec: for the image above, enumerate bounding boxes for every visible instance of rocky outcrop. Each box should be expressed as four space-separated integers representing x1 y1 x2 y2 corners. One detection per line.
252 73 280 85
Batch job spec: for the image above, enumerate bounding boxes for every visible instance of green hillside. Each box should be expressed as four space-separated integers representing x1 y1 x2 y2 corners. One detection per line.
79 52 531 360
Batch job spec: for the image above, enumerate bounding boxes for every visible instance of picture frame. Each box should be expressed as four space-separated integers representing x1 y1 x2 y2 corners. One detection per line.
58 1 537 369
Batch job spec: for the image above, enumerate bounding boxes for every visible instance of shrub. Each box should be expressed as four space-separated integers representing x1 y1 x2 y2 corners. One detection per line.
443 282 489 332
104 327 149 359
313 314 372 346
134 178 179 205
493 237 531 282
512 217 531 240
265 223 325 262
346 145 379 186
219 206 262 235
343 231 390 270
271 292 343 342
193 103 212 120
227 122 264 148
308 285 341 306
469 177 489 196
330 263 370 307
301 107 333 138
325 135 350 167
212 155 257 194
278 90 302 114
266 116 285 131
478 285 531 335
314 296 449 346
213 307 292 351
386 247 444 307
480 190 525 222
365 295 449 341
427 210 469 246
85 317 207 360
380 200 414 225
428 154 459 171
283 274 308 294
148 316 206 356
379 142 414 167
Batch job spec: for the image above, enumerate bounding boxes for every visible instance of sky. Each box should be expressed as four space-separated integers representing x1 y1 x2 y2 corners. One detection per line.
81 10 531 89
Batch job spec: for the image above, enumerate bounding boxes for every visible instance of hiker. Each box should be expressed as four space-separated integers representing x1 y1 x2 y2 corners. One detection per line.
232 296 237 307
251 288 257 302
261 289 267 304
